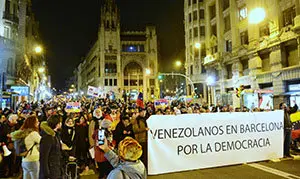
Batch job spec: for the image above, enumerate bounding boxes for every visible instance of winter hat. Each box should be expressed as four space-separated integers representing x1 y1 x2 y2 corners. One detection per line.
101 119 112 129
8 114 18 124
93 109 102 119
118 137 143 161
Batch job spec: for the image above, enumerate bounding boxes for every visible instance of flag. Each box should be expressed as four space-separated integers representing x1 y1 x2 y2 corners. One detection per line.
136 92 144 108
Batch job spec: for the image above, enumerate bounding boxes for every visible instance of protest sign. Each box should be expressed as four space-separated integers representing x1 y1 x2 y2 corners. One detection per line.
154 99 169 109
65 102 81 113
87 86 99 97
147 111 284 175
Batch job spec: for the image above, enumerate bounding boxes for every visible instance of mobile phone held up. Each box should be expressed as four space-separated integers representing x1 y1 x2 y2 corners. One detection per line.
98 129 105 145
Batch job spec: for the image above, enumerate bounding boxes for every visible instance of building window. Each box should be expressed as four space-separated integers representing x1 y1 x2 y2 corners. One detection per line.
199 9 204 19
209 4 216 20
222 0 230 10
200 26 205 36
108 45 113 51
193 27 198 37
114 79 117 86
283 6 296 26
109 79 113 86
224 15 231 33
122 45 144 52
199 0 203 2
188 0 191 6
193 11 197 21
189 13 192 22
240 30 249 45
239 6 247 21
212 45 218 54
105 63 117 73
226 64 232 79
225 40 232 52
259 24 270 37
193 0 197 4
5 0 10 13
211 24 217 36
150 79 155 86
189 29 192 39
105 79 109 86
190 65 193 75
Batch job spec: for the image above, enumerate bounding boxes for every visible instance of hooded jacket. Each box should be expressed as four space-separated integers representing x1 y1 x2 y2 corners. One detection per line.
10 129 41 162
39 121 62 179
105 150 147 179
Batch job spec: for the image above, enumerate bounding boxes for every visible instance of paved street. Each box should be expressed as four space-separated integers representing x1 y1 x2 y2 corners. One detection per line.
79 157 300 179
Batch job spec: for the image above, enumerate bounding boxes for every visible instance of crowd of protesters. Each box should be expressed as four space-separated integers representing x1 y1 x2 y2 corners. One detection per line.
0 96 298 179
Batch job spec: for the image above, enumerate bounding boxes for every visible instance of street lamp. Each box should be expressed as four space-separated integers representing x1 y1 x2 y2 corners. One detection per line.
175 61 182 67
195 42 201 49
34 46 43 54
248 7 266 24
38 67 45 73
145 68 151 75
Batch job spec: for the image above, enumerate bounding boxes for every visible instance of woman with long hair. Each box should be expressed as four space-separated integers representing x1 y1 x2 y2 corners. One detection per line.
11 116 41 179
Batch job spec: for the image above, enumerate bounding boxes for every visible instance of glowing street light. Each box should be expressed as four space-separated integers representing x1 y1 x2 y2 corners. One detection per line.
145 68 151 75
175 61 182 67
71 84 75 88
249 7 266 24
38 67 45 73
195 42 201 49
34 46 43 54
206 76 215 86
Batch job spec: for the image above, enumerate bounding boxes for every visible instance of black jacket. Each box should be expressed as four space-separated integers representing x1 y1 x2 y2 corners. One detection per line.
39 122 62 179
114 121 135 147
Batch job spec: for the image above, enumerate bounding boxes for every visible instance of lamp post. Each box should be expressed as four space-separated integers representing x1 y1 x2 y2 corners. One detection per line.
248 7 266 24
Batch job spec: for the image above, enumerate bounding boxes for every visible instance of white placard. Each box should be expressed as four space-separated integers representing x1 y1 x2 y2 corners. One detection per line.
87 86 99 97
147 111 284 175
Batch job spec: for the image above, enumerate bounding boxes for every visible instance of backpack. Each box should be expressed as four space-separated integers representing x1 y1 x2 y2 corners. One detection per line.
14 137 37 157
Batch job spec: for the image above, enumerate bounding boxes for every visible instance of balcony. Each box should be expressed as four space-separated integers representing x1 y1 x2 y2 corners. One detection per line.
3 11 19 24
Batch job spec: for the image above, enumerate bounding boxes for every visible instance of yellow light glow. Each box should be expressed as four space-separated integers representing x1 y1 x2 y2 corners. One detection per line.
145 68 151 75
248 7 266 24
175 61 182 67
35 46 43 54
38 67 45 73
195 42 201 49
43 76 47 81
166 89 169 93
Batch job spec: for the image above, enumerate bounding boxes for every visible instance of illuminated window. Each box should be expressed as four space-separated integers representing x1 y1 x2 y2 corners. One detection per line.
239 6 247 21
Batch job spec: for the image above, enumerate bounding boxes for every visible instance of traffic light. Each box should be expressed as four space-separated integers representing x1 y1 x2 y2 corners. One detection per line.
158 75 163 80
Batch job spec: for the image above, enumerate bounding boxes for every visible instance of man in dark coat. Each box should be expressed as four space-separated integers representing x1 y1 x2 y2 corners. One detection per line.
280 102 298 158
39 115 63 179
114 115 135 147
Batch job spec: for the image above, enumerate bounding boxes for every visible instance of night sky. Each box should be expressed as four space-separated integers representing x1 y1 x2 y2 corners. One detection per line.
32 0 185 90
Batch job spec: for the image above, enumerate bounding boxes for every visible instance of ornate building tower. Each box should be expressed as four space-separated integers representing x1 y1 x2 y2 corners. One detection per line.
77 0 159 101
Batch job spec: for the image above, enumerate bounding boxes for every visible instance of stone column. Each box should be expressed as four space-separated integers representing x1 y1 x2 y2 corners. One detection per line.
216 0 224 54
230 0 240 54
248 53 261 89
273 77 286 109
203 83 207 103
270 44 283 71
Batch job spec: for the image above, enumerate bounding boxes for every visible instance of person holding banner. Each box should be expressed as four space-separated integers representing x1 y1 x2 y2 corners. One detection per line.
132 108 148 169
99 137 147 179
280 102 298 158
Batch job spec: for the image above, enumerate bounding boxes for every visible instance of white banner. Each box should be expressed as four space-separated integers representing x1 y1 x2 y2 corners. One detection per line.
147 111 284 175
87 86 99 97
